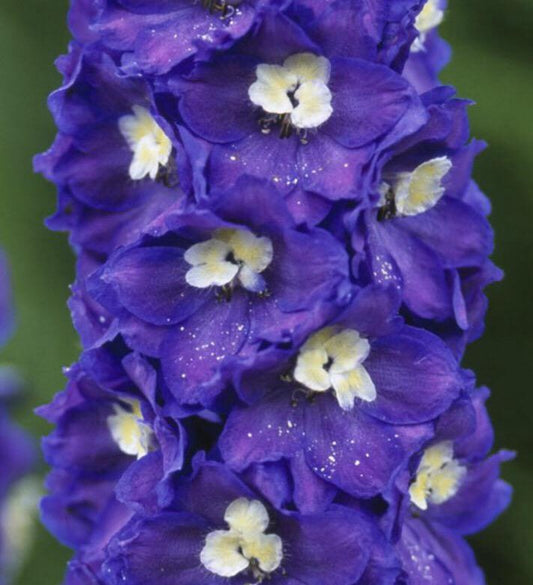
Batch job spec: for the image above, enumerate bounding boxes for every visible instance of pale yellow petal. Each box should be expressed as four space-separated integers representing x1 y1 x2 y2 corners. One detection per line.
284 53 331 84
200 531 248 578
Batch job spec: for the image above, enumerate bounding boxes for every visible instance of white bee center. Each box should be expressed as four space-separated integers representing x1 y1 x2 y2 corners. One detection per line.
248 52 333 129
379 156 452 217
200 498 283 579
294 326 376 411
412 0 445 52
184 228 273 292
118 105 172 181
409 441 467 510
107 399 154 459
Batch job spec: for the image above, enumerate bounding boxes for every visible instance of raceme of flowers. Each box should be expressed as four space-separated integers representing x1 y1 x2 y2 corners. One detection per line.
35 1 512 584
0 253 35 585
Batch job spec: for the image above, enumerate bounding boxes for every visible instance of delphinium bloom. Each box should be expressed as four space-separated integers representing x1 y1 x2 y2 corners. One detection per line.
393 386 513 584
347 86 501 356
36 1 511 584
0 254 35 584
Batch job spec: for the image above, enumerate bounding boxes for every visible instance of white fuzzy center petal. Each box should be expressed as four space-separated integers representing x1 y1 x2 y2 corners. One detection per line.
118 105 172 181
201 498 283 579
412 0 445 52
409 441 467 510
107 399 153 459
184 228 273 292
294 326 376 410
248 53 333 130
380 156 452 217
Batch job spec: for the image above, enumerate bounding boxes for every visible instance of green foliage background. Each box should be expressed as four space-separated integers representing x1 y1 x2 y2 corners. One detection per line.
0 1 531 583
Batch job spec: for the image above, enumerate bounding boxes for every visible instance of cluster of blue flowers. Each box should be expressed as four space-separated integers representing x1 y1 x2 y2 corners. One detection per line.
0 254 34 585
36 1 512 584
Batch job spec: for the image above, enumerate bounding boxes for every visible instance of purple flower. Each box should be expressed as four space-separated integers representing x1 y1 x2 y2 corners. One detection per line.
219 285 465 499
166 12 427 205
35 2 512 584
90 177 350 405
348 88 500 355
35 47 184 213
103 459 379 585
407 387 513 534
39 353 184 555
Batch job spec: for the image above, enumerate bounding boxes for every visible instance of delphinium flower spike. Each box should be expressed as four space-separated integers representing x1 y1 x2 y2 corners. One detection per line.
36 1 511 584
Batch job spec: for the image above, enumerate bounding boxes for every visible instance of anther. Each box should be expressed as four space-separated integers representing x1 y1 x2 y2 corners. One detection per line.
279 114 293 139
377 189 396 221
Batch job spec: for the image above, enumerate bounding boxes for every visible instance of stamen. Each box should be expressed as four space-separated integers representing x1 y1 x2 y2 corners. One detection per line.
279 114 293 139
215 283 234 303
377 188 397 221
202 0 239 18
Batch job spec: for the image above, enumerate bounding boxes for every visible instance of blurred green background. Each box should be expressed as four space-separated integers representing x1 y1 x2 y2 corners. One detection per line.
0 0 531 583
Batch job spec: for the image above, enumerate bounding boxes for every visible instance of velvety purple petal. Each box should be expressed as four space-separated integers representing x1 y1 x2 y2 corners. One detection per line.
104 513 221 585
428 451 514 535
285 187 332 225
67 187 180 256
98 3 256 75
114 451 166 515
434 395 477 445
335 284 402 338
101 246 209 326
247 292 333 347
119 314 169 358
371 220 452 320
161 291 251 404
176 55 257 144
324 58 413 149
237 12 319 62
219 389 305 471
399 197 493 268
41 469 118 549
363 327 462 424
42 402 126 476
210 175 294 228
290 451 337 513
268 228 350 312
208 131 301 196
297 133 373 200
454 387 494 460
172 460 254 526
306 0 377 60
243 461 293 510
303 394 433 497
398 518 484 585
276 508 371 585
64 560 100 585
403 34 451 93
